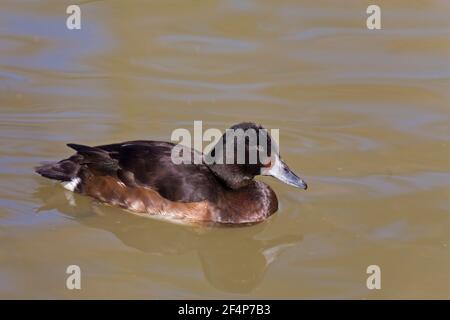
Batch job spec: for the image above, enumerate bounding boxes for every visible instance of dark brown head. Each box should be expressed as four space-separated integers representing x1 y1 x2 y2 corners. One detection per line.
205 122 308 190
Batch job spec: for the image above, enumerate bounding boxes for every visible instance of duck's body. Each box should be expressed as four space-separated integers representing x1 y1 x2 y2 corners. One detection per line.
36 140 277 225
35 123 306 225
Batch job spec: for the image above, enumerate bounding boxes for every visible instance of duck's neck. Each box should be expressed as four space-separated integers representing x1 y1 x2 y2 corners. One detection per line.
206 163 253 190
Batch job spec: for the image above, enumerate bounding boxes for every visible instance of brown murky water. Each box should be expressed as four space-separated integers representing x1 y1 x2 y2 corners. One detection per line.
0 0 449 299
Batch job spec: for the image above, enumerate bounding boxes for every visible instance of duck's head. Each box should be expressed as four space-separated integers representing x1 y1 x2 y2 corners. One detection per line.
205 122 308 190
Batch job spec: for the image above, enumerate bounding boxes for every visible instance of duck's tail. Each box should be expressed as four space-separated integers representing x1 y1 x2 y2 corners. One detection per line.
35 143 119 182
35 156 81 182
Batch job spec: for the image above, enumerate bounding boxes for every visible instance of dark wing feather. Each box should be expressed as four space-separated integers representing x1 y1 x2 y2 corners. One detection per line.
97 141 220 202
67 143 119 174
60 141 221 203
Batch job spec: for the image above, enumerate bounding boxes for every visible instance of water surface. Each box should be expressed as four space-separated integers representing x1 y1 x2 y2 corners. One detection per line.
0 0 449 299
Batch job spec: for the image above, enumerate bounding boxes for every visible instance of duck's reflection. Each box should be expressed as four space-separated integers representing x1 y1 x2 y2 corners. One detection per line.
34 184 303 293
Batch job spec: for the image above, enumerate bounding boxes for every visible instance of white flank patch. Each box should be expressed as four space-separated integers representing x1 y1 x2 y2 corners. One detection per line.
61 177 81 192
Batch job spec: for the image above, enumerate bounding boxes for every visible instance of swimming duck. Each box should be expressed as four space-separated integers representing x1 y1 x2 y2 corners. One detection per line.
35 122 307 225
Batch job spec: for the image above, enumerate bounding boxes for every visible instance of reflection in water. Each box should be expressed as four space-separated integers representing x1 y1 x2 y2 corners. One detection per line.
33 184 303 293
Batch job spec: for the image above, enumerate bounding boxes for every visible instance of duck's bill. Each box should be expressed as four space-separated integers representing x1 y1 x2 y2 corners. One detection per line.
262 157 308 190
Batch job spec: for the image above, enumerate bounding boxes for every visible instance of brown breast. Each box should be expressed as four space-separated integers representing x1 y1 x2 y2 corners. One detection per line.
207 181 279 225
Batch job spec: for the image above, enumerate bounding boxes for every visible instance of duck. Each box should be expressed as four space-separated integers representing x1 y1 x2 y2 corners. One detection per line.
35 122 307 225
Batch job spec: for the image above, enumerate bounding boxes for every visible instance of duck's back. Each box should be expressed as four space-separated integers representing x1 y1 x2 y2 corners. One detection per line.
100 140 222 202
36 140 221 204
